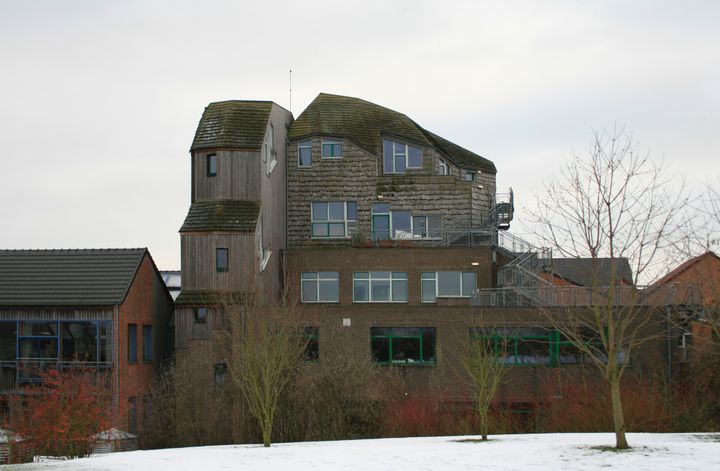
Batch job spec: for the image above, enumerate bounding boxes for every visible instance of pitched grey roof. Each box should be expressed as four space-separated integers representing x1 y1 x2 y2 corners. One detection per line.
179 200 260 233
289 93 496 173
550 258 634 287
191 100 273 151
0 249 147 306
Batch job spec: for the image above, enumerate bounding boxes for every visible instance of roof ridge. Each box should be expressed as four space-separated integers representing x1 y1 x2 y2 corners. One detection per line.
0 248 147 253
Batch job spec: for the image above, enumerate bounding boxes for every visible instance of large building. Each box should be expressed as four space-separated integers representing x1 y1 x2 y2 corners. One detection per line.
174 93 698 410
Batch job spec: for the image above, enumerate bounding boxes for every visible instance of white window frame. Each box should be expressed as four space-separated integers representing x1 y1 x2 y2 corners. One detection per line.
301 272 339 303
421 271 476 302
298 140 312 167
321 139 343 159
311 201 357 238
383 139 423 174
438 159 449 176
353 271 408 303
265 124 277 175
372 205 441 240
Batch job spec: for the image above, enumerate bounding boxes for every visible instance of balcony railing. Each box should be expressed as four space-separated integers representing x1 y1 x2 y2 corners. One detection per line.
356 229 496 248
0 360 113 392
472 282 703 308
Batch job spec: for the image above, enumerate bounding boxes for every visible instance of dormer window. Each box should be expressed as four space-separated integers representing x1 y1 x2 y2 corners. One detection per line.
207 154 217 177
383 139 422 174
438 160 450 176
322 140 343 158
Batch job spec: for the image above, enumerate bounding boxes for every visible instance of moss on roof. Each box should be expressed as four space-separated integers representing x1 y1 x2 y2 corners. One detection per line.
180 200 261 233
191 101 273 151
288 93 495 173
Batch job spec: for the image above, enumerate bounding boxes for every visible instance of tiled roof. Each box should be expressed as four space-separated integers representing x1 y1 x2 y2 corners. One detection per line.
652 251 720 286
179 200 261 233
0 248 147 306
550 258 634 287
289 93 495 173
191 100 273 151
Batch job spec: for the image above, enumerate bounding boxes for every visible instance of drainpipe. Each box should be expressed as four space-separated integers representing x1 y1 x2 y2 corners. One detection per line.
666 307 672 390
114 304 120 425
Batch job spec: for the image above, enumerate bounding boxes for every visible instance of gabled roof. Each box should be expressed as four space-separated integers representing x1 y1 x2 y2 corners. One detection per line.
0 249 148 306
289 93 495 173
653 251 720 286
191 100 273 151
180 200 261 233
550 257 634 287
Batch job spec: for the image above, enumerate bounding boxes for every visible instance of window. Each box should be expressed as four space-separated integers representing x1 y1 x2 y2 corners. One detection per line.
298 140 312 167
142 325 152 363
321 139 342 158
207 154 217 177
353 272 407 303
216 248 228 272
214 363 228 385
301 272 339 303
371 204 441 240
422 271 476 301
128 397 138 434
383 139 422 174
463 170 476 182
128 324 137 363
304 327 319 361
472 328 552 366
438 159 450 176
311 201 357 238
266 124 277 174
194 307 208 324
371 327 436 365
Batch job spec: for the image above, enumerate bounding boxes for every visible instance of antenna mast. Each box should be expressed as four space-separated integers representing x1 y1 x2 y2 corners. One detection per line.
289 69 292 113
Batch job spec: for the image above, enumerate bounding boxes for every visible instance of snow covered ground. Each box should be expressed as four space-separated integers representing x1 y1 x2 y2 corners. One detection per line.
9 433 720 470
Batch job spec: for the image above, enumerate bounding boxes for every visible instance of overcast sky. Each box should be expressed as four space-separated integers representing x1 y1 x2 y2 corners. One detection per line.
1 0 718 270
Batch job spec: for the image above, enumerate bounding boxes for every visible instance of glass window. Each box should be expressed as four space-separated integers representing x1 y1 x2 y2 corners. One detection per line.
311 201 357 238
207 154 217 177
392 211 412 239
60 322 97 362
413 215 442 238
99 321 112 362
438 159 449 175
0 322 16 361
383 139 423 173
371 327 436 364
214 363 228 384
128 324 137 363
422 271 476 301
216 248 228 272
301 272 339 303
298 141 312 167
321 140 342 158
353 272 407 303
142 325 152 362
304 327 319 361
195 307 208 324
464 171 476 181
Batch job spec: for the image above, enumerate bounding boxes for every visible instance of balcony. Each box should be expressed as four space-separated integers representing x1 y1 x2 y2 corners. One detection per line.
0 360 113 392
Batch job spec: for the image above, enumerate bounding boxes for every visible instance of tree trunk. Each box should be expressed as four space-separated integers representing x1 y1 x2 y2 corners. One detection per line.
262 419 271 447
610 378 629 449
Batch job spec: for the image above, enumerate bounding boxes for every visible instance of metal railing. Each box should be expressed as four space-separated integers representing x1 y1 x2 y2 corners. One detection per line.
361 229 496 248
472 282 703 307
0 360 113 391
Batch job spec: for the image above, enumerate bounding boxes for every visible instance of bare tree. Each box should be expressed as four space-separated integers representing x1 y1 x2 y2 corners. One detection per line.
462 333 508 441
223 299 308 447
531 127 687 449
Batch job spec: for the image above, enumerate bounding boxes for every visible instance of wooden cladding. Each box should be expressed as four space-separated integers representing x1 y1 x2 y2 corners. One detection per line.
180 233 258 292
192 150 261 202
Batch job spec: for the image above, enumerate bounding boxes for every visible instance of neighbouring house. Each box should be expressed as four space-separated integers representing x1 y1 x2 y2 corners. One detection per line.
175 93 700 422
0 248 174 435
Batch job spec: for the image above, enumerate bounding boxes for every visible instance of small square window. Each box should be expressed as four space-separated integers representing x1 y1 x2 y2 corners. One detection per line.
321 140 342 158
207 154 217 177
194 307 208 324
216 248 228 272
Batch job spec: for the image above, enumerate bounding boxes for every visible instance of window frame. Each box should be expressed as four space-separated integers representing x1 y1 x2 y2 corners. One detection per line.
371 204 441 241
301 272 340 303
298 140 312 167
142 325 152 363
383 139 423 174
194 307 208 324
206 154 217 177
353 271 408 303
216 247 229 273
371 327 436 365
303 326 319 362
128 323 137 364
421 271 477 302
438 159 450 176
321 139 343 159
311 201 357 238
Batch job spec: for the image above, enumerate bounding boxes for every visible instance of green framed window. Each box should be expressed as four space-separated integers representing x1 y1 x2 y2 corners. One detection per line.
353 272 407 303
206 154 217 177
216 248 228 272
422 271 476 302
311 201 357 238
304 326 319 361
321 139 342 158
383 139 422 174
371 327 436 365
301 272 339 303
298 141 312 167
